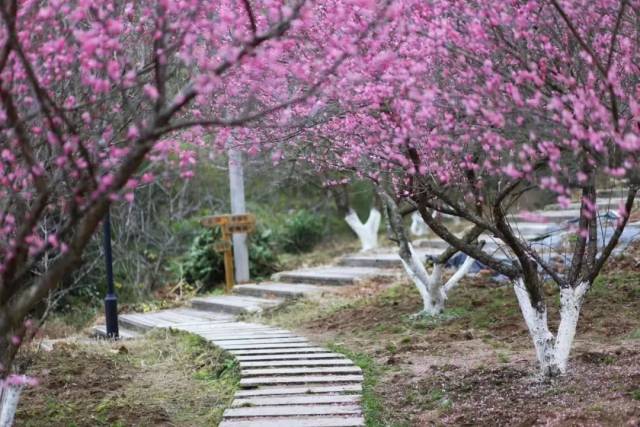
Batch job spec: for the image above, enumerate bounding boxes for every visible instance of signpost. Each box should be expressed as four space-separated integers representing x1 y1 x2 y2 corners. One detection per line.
201 213 256 293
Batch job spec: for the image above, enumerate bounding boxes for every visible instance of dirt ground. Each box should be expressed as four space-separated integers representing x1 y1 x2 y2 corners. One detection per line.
263 246 640 426
14 330 238 427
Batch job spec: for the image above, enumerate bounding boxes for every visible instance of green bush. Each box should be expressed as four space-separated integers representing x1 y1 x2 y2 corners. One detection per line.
181 225 279 289
182 228 225 288
249 227 280 278
280 210 325 253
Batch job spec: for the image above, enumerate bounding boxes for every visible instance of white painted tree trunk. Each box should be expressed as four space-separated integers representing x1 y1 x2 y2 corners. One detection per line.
410 211 429 237
513 279 588 377
399 244 476 316
344 208 381 252
0 384 22 427
555 283 589 372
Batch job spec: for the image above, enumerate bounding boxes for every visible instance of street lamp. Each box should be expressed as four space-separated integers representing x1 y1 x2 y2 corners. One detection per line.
103 209 119 338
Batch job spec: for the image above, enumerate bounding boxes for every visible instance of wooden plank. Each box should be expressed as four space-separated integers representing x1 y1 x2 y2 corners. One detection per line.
232 394 361 407
219 416 364 427
240 375 364 387
170 321 237 329
172 307 234 320
218 337 309 348
195 327 292 334
196 328 295 336
198 334 298 342
230 347 328 356
235 353 343 361
241 366 361 377
183 328 289 336
223 404 361 418
234 384 362 397
221 343 311 351
239 359 352 368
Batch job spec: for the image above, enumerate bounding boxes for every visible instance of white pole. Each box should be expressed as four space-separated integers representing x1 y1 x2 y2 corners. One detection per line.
228 148 250 283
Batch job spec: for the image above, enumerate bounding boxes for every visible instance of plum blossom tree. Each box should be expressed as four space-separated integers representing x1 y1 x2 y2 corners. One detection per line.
249 0 640 377
0 0 389 416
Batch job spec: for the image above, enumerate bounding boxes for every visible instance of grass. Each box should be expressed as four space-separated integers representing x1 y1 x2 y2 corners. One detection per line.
17 329 239 426
327 343 387 427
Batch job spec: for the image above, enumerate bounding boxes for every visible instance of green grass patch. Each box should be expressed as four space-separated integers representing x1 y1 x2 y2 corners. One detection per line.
327 343 386 427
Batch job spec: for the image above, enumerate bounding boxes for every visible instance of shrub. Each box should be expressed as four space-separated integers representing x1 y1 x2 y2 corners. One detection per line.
249 227 280 278
182 228 225 288
181 225 279 289
280 209 325 253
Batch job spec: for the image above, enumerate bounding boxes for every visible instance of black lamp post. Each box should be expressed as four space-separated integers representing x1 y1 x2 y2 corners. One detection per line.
103 209 119 338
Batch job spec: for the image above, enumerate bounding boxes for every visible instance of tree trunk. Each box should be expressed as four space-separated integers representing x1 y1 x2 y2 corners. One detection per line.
0 384 22 427
399 243 476 316
555 282 589 373
410 211 429 236
513 279 588 377
399 243 445 315
344 208 381 252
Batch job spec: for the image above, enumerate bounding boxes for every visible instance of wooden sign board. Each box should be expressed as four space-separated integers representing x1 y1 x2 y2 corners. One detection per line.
199 213 257 294
201 214 256 231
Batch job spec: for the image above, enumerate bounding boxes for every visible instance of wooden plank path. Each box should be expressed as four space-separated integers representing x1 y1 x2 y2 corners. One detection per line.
116 308 366 427
105 195 610 426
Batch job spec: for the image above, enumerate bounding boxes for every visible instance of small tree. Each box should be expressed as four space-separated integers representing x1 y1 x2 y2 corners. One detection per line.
379 189 481 316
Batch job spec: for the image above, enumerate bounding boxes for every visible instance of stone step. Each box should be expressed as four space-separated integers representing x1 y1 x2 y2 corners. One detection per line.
273 266 394 286
240 375 364 387
191 295 283 315
596 188 630 199
233 282 328 299
412 238 450 249
502 221 559 237
338 247 441 268
232 394 361 407
241 366 361 377
234 384 362 397
239 359 352 368
219 416 364 427
545 197 635 211
223 404 362 418
508 209 579 222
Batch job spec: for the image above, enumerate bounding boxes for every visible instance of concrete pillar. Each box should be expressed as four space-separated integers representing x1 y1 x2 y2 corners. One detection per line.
228 149 250 283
